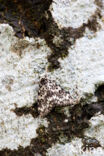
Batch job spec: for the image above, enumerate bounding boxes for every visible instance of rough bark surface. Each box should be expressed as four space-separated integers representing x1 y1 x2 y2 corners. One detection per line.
0 0 104 156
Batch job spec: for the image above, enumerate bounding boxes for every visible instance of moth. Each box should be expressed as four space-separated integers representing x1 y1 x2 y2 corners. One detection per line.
38 76 80 117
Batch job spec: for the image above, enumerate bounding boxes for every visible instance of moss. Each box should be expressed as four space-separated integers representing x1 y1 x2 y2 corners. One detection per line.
1 98 104 155
0 83 102 155
0 0 102 71
0 1 104 155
